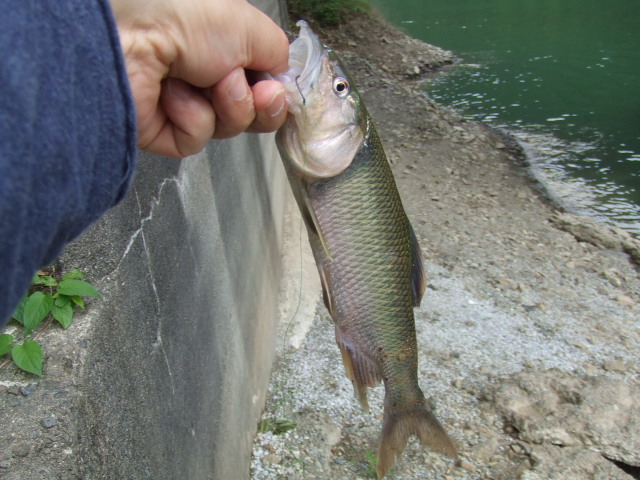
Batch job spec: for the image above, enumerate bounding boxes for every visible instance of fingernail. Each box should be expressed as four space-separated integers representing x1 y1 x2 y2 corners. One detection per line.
227 70 249 102
266 89 286 117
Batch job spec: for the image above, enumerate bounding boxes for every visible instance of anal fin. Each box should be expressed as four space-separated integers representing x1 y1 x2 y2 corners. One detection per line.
335 327 382 412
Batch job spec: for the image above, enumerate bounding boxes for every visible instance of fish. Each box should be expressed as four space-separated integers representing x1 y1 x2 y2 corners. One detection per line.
272 20 458 478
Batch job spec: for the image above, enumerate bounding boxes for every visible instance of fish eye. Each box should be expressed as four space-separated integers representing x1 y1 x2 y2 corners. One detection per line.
333 77 350 97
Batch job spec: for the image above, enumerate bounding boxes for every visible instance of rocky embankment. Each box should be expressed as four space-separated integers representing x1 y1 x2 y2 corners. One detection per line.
251 12 640 480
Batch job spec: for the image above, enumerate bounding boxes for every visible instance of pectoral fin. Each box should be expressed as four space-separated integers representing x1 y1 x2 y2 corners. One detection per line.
317 263 334 317
277 127 333 261
300 184 333 261
409 223 426 307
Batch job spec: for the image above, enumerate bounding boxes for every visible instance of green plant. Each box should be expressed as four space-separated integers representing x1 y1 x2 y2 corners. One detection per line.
258 417 298 435
0 269 99 376
288 0 370 27
364 449 378 478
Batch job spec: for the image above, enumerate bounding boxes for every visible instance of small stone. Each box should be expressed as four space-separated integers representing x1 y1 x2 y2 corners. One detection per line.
615 295 633 306
460 461 475 471
473 438 501 462
19 386 33 397
41 416 58 429
603 359 627 372
262 454 281 465
7 386 21 396
11 442 31 457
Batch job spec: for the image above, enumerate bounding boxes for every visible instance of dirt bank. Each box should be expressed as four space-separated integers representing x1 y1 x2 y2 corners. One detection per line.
252 12 640 480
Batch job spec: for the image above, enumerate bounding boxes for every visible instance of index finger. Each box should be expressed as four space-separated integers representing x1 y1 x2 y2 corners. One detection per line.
241 5 290 74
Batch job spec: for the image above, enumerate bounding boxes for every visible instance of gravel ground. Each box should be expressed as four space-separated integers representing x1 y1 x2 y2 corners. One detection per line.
251 13 640 480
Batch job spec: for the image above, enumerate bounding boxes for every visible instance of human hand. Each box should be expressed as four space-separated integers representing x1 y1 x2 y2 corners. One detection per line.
109 0 289 158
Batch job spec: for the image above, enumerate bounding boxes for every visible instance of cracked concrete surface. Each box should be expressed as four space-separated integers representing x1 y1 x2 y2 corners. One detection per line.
0 130 290 479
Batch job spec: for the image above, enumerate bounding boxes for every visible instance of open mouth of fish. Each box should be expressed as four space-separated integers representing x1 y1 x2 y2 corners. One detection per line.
273 20 325 115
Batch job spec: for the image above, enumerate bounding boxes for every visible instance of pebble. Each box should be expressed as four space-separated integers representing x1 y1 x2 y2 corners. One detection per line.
11 442 31 457
6 386 21 396
460 461 475 471
19 386 33 397
615 295 633 306
603 359 627 373
41 416 58 429
262 454 281 465
472 438 501 462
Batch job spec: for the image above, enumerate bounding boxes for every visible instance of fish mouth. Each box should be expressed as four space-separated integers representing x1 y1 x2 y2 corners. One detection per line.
273 20 325 114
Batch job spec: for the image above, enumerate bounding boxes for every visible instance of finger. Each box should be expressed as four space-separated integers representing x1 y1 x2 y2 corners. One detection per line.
246 80 287 134
240 3 290 74
168 3 289 86
144 78 215 158
210 67 256 140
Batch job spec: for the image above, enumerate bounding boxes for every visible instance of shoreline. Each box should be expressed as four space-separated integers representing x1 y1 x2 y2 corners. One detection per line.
320 11 640 263
252 12 640 480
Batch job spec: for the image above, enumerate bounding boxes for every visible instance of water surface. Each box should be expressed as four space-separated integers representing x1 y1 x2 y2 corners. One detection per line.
370 0 640 234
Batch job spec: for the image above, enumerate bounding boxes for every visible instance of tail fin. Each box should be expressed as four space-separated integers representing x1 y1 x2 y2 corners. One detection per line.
376 402 458 478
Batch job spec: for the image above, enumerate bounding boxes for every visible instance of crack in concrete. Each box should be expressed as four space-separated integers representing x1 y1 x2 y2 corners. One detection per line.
115 181 179 396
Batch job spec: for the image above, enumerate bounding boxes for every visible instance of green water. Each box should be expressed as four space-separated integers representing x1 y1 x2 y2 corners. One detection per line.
370 0 640 234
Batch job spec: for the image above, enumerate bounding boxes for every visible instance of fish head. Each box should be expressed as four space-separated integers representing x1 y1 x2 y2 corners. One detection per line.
274 20 365 180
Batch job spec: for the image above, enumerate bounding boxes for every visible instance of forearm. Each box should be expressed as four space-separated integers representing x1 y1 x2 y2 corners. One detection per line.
0 0 136 326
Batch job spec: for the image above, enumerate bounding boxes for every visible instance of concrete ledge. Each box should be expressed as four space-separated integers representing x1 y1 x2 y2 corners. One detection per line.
1 131 289 478
74 134 288 478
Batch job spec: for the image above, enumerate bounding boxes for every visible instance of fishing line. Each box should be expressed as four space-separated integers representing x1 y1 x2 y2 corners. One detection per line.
282 110 309 353
295 75 306 106
281 203 306 353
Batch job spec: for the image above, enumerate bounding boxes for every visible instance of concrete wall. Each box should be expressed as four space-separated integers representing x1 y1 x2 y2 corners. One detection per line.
63 130 289 478
0 4 291 477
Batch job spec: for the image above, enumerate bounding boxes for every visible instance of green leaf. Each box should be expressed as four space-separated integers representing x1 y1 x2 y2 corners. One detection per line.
0 334 13 356
54 295 71 308
62 269 86 280
11 294 29 325
12 340 43 377
52 302 74 328
70 296 85 310
32 274 58 287
23 292 53 335
57 279 100 298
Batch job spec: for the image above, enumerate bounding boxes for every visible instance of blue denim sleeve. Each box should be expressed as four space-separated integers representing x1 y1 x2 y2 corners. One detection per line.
0 0 137 326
